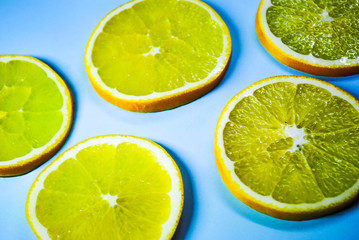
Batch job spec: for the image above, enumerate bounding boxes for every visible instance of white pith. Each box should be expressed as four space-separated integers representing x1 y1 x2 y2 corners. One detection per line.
101 193 118 207
321 9 333 22
0 55 72 167
85 0 231 101
260 0 359 67
27 135 183 240
216 76 359 212
284 125 307 153
143 46 161 57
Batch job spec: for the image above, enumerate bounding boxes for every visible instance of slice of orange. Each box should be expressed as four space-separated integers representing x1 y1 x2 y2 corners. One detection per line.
215 75 359 220
256 0 359 76
85 0 231 112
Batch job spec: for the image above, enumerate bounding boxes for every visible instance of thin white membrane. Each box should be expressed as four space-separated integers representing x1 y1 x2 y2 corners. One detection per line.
27 136 183 240
0 55 72 166
259 0 359 66
85 0 231 101
216 76 359 211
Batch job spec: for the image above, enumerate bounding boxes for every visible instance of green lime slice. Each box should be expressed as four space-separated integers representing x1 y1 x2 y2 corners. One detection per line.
221 77 359 205
0 55 73 176
266 0 359 60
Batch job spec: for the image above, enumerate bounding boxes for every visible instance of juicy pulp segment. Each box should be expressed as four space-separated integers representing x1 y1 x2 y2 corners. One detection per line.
0 60 64 161
223 82 359 204
266 0 359 60
36 142 172 239
91 0 224 96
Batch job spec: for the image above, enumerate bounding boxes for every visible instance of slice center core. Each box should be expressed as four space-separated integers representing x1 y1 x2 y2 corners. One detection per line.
101 193 118 207
284 125 307 152
143 46 161 57
321 10 333 22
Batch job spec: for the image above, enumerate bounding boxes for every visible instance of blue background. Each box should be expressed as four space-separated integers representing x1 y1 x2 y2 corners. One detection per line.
1 0 359 239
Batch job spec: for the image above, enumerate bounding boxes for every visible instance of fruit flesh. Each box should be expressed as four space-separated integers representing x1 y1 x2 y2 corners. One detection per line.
91 0 224 96
35 142 172 239
223 82 359 204
266 0 359 60
0 60 63 161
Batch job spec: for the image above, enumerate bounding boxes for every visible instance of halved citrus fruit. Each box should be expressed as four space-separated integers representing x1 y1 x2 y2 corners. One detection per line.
256 0 359 76
0 55 73 176
26 135 183 239
215 76 359 220
85 0 231 112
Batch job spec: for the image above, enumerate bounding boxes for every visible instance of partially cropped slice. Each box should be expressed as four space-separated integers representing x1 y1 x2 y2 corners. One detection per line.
215 76 359 220
26 135 183 239
0 55 73 176
256 0 359 76
85 0 231 112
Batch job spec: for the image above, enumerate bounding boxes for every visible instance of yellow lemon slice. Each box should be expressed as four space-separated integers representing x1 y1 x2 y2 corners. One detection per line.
85 0 231 112
27 135 183 239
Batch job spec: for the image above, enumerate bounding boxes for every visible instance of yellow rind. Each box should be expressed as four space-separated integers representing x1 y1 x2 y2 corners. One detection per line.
214 75 359 220
0 55 74 177
85 0 232 112
255 0 359 77
26 135 184 240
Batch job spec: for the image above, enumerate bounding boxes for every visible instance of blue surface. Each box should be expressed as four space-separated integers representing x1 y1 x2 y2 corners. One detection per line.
1 0 359 239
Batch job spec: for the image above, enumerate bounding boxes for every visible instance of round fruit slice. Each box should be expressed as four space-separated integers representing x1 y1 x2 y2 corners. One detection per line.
256 0 359 76
26 135 183 239
85 0 231 112
0 55 73 176
215 76 359 220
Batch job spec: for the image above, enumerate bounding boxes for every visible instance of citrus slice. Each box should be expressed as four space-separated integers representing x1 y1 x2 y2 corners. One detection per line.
85 0 231 112
0 55 73 176
256 0 359 76
26 135 183 239
215 76 359 220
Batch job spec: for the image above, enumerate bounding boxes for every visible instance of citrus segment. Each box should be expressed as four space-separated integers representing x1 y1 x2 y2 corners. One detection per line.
0 55 73 176
85 0 231 112
305 96 359 133
215 76 359 220
256 0 359 76
271 151 324 204
233 151 289 196
253 82 296 125
302 144 359 198
293 83 331 127
306 127 359 168
26 135 183 240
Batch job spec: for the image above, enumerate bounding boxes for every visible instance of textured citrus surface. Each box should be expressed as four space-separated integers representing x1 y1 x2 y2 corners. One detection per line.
0 55 73 176
85 0 231 112
215 76 359 220
26 135 183 240
256 0 359 76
